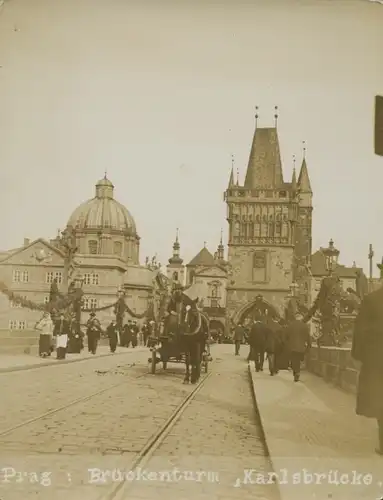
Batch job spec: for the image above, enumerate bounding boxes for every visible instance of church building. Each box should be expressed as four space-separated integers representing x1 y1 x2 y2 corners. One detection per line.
166 232 228 336
224 110 313 326
0 176 161 331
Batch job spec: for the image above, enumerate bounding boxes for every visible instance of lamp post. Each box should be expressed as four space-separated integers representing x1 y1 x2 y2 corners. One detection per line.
323 239 339 275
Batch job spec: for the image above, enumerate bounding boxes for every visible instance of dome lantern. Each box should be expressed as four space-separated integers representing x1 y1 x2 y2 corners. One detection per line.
95 174 114 199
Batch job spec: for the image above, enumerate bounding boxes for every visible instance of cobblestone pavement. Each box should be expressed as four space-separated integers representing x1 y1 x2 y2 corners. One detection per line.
0 350 216 499
117 345 279 500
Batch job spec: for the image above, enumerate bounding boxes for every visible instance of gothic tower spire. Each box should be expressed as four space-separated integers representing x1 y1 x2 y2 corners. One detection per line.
298 141 312 193
244 107 284 189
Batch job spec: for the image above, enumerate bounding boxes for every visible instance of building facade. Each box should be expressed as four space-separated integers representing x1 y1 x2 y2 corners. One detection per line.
224 116 313 326
0 176 158 331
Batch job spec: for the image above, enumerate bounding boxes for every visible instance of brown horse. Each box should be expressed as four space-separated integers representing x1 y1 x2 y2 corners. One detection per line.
163 293 206 384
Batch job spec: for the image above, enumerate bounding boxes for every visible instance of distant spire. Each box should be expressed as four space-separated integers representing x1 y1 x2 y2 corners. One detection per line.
217 229 224 261
236 168 239 186
291 155 297 190
168 228 183 265
255 105 259 128
204 241 207 248
297 142 312 193
274 106 278 128
228 155 235 187
104 169 108 179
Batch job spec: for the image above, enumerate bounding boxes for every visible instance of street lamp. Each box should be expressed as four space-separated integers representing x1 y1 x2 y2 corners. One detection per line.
323 239 339 274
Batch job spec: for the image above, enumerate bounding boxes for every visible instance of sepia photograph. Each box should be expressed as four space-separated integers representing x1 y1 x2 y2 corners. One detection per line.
0 0 382 498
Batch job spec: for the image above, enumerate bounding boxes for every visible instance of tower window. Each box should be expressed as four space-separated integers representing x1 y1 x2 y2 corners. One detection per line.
279 191 287 197
173 271 179 281
88 240 98 254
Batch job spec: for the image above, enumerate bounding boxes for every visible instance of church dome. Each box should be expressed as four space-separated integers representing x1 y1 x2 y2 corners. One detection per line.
67 176 137 235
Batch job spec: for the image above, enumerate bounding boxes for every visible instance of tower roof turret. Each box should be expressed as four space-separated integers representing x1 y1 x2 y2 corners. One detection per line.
297 158 312 193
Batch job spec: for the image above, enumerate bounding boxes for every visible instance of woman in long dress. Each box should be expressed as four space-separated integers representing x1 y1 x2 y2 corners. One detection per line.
35 312 53 357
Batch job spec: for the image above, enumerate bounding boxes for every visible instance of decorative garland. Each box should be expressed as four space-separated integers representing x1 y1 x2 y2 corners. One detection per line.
0 280 151 319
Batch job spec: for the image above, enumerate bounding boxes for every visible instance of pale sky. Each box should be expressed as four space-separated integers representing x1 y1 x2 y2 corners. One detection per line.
0 0 382 274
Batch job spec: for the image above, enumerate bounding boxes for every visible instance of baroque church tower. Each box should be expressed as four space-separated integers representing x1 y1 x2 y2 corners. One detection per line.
224 108 313 324
166 229 185 287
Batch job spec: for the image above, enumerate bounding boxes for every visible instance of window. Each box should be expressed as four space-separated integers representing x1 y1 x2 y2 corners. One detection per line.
90 298 98 310
44 296 49 304
173 271 179 281
114 241 122 256
9 320 17 330
83 273 99 285
18 321 26 330
211 285 218 298
83 298 98 310
13 270 20 283
88 240 98 254
22 271 29 282
210 299 218 308
279 191 287 198
46 272 54 284
55 272 62 284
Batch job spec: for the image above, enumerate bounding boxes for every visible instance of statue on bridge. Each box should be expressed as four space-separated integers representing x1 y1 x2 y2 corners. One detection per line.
304 275 342 346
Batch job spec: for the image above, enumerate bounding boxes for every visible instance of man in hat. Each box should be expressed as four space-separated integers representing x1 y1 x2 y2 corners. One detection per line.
53 312 70 360
86 312 102 354
106 319 118 353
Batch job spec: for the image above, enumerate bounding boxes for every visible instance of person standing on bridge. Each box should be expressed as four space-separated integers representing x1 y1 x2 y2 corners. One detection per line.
53 312 70 360
233 323 245 355
351 286 383 456
284 313 311 382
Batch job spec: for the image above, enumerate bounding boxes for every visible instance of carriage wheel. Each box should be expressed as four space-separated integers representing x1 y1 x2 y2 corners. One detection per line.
151 350 156 374
162 361 167 370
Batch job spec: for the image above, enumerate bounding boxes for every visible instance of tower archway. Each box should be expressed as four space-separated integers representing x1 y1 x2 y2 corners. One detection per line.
235 295 280 326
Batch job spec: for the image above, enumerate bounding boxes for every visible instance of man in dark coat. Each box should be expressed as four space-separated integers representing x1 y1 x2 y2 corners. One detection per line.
233 323 245 355
352 286 383 455
248 316 270 372
106 320 118 353
86 312 102 354
266 318 283 376
284 313 311 382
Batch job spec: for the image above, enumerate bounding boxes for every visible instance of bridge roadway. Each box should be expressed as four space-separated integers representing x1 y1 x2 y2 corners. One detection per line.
0 344 381 500
0 345 277 500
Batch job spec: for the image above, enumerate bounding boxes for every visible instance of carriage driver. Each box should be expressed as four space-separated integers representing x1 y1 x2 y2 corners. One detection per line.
164 283 187 336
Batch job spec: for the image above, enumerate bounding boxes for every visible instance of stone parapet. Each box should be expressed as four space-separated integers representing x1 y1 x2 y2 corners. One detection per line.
306 346 360 393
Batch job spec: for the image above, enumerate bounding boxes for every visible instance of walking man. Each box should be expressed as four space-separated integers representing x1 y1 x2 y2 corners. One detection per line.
248 315 269 372
106 320 118 353
266 317 282 376
284 313 311 382
86 312 102 354
234 323 245 355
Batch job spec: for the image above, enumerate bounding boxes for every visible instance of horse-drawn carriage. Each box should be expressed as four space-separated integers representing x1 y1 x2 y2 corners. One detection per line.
148 287 211 383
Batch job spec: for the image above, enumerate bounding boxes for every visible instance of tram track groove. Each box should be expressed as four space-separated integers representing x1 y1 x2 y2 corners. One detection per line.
100 371 213 500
